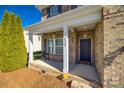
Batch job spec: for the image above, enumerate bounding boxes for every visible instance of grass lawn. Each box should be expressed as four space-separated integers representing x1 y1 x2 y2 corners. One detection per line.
0 68 68 88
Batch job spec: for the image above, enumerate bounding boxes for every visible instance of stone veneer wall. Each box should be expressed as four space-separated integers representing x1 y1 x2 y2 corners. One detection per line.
94 22 104 82
103 5 124 87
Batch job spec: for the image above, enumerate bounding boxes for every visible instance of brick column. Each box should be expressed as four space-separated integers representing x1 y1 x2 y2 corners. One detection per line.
69 28 77 64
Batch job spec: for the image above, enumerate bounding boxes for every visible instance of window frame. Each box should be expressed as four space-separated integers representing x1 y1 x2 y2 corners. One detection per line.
47 38 63 55
55 38 63 55
47 39 54 54
50 5 59 16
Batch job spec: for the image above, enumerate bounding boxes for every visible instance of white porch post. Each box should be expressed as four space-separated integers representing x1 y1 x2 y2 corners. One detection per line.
41 35 43 51
63 25 69 73
29 32 33 63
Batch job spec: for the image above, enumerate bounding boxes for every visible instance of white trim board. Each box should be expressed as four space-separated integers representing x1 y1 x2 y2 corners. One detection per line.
26 6 102 34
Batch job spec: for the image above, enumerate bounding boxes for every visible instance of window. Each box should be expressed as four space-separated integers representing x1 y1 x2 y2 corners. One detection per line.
47 38 63 55
55 39 63 55
47 39 54 54
50 5 59 16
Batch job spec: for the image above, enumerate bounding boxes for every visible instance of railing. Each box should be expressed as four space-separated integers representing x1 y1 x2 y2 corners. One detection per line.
104 46 124 67
27 51 41 61
33 51 42 60
27 51 49 62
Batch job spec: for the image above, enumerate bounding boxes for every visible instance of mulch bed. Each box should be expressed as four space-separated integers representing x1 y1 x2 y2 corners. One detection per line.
0 68 68 88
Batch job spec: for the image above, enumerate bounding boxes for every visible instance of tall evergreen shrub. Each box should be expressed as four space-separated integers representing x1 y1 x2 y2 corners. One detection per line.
0 11 27 72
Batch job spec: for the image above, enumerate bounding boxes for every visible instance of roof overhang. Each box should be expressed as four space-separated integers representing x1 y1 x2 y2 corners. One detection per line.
26 5 102 34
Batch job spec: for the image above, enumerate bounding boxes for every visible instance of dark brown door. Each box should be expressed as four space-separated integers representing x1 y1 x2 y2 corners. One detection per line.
80 39 91 62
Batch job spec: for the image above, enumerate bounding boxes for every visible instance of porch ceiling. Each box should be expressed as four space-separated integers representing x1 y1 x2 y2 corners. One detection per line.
26 6 102 34
75 23 96 31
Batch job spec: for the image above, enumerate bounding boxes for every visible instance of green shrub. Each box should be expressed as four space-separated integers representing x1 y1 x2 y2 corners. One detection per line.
0 11 27 72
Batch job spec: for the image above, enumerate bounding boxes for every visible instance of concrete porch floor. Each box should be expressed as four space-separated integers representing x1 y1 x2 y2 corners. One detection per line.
32 60 100 82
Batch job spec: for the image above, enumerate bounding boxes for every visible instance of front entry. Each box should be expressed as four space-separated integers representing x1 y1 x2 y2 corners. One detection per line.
80 39 91 63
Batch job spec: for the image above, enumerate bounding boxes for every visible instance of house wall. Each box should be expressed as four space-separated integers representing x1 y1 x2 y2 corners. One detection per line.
94 22 104 82
41 5 78 21
75 30 94 63
61 5 71 13
24 31 41 52
103 5 124 87
42 31 63 62
42 29 94 64
40 5 124 87
28 5 124 88
91 5 124 87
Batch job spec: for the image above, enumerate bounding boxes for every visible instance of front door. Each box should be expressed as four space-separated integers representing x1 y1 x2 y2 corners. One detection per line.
80 39 91 63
